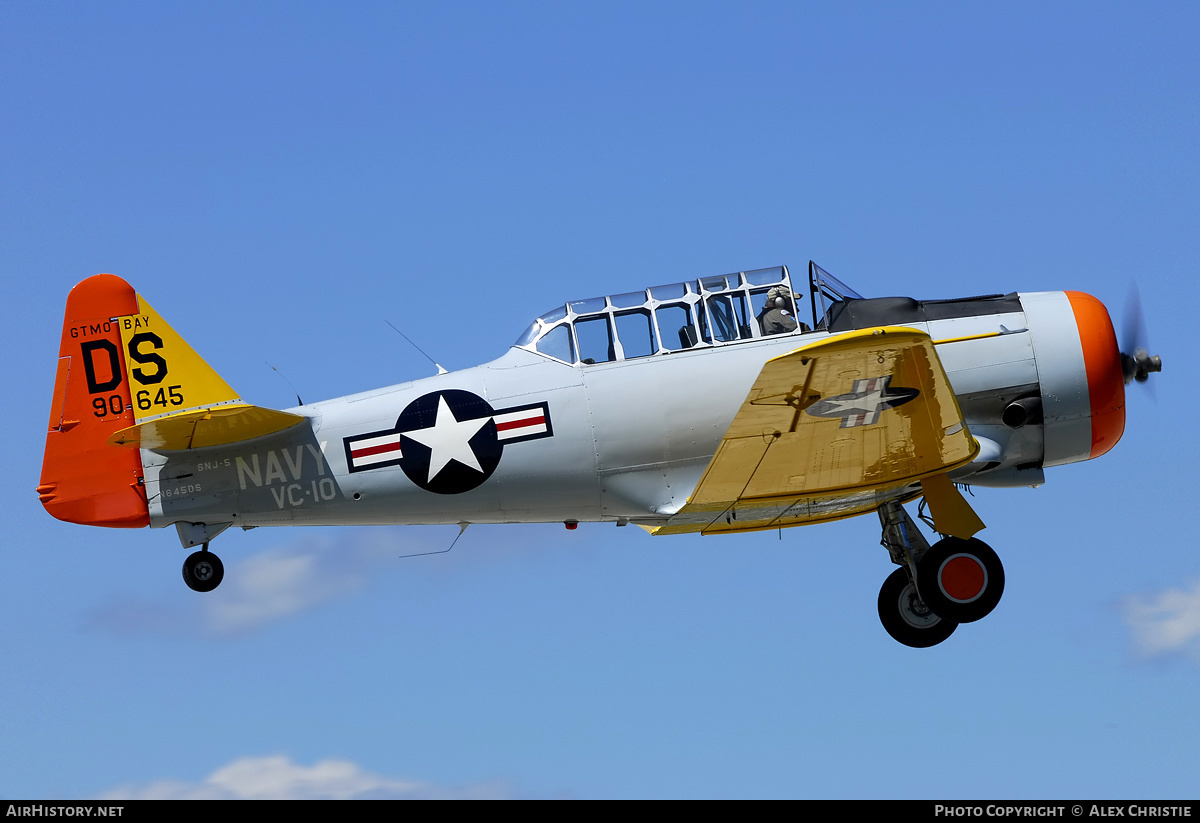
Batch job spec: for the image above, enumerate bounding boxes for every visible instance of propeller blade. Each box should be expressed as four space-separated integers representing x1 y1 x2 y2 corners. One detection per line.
1119 284 1160 396
1122 284 1147 355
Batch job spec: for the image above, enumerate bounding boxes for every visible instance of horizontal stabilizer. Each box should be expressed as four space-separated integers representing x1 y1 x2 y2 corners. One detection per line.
107 403 306 450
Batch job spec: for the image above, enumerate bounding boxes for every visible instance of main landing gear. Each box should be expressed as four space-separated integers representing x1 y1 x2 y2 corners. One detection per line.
875 501 1005 648
182 544 224 593
877 567 957 648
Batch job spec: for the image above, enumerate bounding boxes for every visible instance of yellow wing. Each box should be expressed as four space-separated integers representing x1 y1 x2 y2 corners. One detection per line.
657 326 984 536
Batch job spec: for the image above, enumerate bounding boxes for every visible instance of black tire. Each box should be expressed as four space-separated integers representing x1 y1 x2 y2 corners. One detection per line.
877 567 957 648
916 537 1004 623
182 550 224 593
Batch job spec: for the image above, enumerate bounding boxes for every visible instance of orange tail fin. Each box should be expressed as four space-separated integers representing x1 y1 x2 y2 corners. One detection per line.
38 275 150 527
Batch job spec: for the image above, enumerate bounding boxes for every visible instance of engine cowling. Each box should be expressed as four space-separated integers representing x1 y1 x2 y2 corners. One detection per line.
1021 290 1126 467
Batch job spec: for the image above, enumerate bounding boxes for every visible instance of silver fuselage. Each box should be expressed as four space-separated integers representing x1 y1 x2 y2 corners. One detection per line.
143 291 1090 532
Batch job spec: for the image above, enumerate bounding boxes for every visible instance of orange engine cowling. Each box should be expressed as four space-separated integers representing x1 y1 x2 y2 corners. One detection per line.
1022 290 1126 467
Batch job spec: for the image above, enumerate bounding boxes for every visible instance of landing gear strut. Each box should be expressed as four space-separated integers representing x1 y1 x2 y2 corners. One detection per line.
182 544 224 593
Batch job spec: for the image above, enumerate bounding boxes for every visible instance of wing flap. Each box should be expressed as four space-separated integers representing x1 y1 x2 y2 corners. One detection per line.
663 327 981 535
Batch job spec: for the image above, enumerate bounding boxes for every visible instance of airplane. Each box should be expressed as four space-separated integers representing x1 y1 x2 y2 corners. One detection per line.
37 262 1161 647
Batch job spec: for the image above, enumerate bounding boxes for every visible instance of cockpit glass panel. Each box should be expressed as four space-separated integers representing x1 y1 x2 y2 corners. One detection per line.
745 266 786 287
649 283 687 301
534 323 574 363
615 310 656 358
609 291 648 309
575 315 615 364
811 263 863 301
656 303 696 351
750 289 773 322
705 292 749 342
568 297 606 315
699 274 737 293
539 305 568 324
515 320 540 347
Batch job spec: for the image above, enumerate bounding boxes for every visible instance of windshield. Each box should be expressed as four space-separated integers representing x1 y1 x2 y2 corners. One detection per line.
808 261 864 328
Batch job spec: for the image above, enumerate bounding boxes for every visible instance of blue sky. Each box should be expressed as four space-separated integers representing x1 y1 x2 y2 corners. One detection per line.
2 1 1197 800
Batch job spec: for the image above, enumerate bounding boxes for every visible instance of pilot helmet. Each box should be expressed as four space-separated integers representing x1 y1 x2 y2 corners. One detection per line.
767 286 791 306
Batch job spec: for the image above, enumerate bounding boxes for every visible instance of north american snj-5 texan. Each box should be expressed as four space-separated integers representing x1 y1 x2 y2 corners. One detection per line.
38 262 1161 646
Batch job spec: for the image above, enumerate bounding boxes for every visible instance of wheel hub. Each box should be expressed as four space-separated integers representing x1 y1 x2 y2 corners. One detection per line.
899 584 941 629
938 554 987 603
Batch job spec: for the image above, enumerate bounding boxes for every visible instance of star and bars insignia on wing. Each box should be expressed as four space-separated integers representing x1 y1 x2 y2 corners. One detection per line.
805 375 919 428
342 389 553 494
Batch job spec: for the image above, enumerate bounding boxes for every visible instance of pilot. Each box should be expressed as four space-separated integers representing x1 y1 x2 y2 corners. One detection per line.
759 286 802 335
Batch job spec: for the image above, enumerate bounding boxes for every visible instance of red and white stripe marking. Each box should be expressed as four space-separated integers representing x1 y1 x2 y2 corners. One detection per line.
494 408 548 441
348 432 403 469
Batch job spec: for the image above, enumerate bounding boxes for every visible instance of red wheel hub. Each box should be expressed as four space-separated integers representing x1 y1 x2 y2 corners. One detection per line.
939 554 986 602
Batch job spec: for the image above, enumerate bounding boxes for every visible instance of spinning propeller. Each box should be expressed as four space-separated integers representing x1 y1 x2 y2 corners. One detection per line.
1120 286 1162 390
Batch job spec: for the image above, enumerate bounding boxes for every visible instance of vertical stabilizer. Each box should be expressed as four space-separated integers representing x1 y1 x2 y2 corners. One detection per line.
38 275 150 527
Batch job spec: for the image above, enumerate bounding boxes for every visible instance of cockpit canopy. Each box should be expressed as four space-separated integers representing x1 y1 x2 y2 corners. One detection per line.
515 265 808 365
515 262 865 365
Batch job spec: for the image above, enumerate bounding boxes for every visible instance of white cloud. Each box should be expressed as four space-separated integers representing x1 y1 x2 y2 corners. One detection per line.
88 524 540 638
89 530 407 638
1122 578 1200 660
98 754 510 800
200 542 369 635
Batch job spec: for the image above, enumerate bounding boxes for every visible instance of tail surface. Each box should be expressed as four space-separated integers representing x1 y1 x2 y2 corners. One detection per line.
38 274 303 527
39 275 151 526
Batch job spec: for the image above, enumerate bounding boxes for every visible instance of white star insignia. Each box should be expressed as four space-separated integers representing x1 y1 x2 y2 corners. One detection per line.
402 396 490 484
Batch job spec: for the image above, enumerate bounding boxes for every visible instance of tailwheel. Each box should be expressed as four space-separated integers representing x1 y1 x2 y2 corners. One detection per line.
916 537 1004 623
182 549 224 593
878 567 957 648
